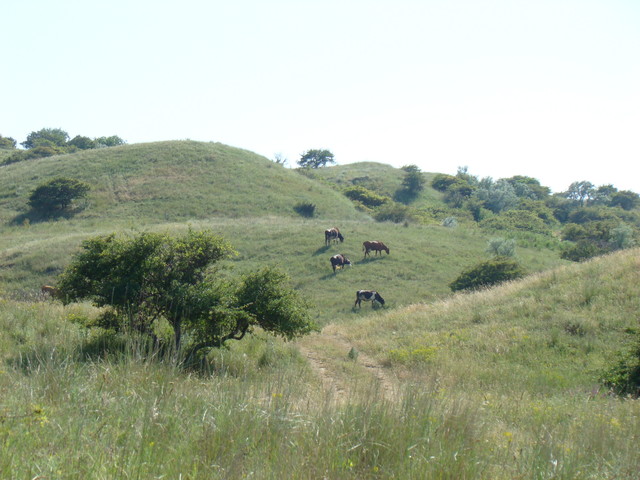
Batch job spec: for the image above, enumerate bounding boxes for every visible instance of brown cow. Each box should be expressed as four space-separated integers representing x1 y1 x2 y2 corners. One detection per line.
325 227 344 245
363 241 389 258
41 285 59 298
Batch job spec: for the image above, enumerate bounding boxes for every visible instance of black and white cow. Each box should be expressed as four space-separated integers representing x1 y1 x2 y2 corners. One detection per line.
354 290 385 308
330 254 351 273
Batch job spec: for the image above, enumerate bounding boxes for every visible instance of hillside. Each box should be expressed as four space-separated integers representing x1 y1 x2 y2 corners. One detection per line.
0 141 367 224
0 141 638 477
0 141 571 326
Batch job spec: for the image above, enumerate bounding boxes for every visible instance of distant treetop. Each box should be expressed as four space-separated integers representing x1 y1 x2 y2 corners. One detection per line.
1 128 126 166
298 149 335 169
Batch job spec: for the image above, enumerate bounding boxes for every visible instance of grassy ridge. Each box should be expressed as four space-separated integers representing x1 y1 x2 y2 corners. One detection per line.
0 141 366 223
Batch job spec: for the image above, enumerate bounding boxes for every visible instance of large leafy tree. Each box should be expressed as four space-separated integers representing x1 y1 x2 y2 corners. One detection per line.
21 128 70 149
57 230 315 357
28 177 90 215
298 149 335 168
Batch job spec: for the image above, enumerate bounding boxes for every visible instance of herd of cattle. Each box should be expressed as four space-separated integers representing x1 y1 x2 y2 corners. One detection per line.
324 227 387 308
40 228 388 309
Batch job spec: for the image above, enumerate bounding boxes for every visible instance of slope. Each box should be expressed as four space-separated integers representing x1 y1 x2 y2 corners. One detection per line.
0 141 367 224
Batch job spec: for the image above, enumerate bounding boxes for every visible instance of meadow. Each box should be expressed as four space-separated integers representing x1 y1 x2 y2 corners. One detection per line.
1 141 638 478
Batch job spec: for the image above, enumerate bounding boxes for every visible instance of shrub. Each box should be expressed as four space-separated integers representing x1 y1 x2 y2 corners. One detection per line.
601 335 640 396
373 203 411 223
442 216 458 228
293 201 316 218
343 185 389 208
431 173 459 192
28 177 90 215
449 257 525 292
560 240 606 262
486 238 516 257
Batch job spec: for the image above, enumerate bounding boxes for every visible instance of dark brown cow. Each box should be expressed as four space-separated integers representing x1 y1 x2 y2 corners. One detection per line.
330 254 351 273
325 227 344 245
363 241 389 258
354 290 385 308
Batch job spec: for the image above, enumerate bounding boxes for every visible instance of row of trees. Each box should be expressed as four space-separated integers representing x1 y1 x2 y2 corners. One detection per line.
1 128 125 165
431 168 639 262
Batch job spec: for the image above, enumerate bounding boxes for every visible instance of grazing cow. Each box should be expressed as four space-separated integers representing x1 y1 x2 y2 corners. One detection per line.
41 285 59 298
363 241 390 258
354 290 385 308
325 227 344 245
330 254 352 273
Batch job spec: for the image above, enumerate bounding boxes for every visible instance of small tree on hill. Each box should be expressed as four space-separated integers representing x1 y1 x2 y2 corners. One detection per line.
28 177 90 215
298 149 335 168
57 230 316 358
21 128 69 149
0 135 16 149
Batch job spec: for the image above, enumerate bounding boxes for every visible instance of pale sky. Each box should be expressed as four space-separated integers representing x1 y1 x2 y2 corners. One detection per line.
3 0 639 193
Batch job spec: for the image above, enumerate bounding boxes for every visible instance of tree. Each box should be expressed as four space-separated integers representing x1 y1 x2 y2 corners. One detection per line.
57 231 315 357
610 190 640 211
28 177 90 215
298 149 335 168
400 165 425 193
21 128 69 149
0 135 16 149
68 135 96 150
94 135 126 147
564 181 595 207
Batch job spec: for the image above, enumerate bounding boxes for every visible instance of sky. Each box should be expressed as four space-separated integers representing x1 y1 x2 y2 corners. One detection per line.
3 0 639 193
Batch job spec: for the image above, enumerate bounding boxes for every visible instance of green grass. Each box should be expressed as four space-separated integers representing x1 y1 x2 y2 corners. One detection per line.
1 251 639 478
1 141 638 478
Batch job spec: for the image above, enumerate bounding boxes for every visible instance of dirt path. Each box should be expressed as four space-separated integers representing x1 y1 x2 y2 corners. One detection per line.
296 327 396 404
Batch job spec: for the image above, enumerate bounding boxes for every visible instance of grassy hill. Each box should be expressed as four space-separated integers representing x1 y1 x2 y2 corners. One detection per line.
0 141 366 224
0 141 638 477
0 141 567 326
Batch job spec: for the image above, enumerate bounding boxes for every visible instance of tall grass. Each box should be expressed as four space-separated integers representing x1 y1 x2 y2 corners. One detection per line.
2 246 640 480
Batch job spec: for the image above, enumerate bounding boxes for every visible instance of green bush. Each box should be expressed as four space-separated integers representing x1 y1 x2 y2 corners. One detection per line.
479 210 551 235
601 335 640 396
449 257 525 292
343 185 389 208
293 201 316 217
373 203 411 223
28 177 91 215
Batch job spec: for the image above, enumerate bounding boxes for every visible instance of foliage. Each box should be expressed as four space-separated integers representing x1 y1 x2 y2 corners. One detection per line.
68 135 96 150
486 237 516 257
293 201 316 217
609 223 636 250
297 149 335 169
57 230 315 356
21 127 70 149
28 177 90 215
560 240 606 262
0 134 16 149
474 178 519 214
343 185 389 208
563 181 596 206
610 190 640 211
442 216 458 228
431 173 459 192
601 333 640 396
373 203 412 223
449 257 525 292
479 210 551 235
394 165 425 204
